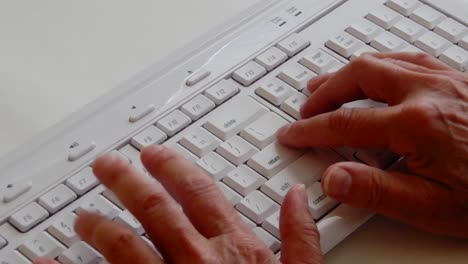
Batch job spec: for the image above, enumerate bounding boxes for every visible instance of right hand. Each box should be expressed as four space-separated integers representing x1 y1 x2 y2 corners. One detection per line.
277 52 468 238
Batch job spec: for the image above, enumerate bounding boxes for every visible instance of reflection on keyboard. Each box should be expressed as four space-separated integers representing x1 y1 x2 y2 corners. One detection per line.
1 0 467 262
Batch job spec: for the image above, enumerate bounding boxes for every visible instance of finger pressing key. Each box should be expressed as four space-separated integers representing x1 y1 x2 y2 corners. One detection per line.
92 150 207 262
141 145 246 238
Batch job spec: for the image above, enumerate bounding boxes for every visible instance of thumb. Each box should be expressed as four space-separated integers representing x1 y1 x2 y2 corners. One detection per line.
322 162 468 237
280 184 323 264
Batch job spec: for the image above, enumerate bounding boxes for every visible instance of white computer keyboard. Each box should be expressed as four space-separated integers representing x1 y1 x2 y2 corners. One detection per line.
1 0 467 263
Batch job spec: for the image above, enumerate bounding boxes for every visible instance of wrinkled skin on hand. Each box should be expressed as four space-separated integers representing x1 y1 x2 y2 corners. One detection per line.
278 52 468 238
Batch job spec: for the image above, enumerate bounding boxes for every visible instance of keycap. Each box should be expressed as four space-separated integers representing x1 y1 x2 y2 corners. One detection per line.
327 62 346 74
391 18 427 43
440 45 468 71
168 143 198 163
180 94 215 120
130 125 167 150
277 63 316 91
2 181 32 203
262 209 280 239
203 96 268 140
307 182 339 219
179 127 221 157
354 149 400 169
240 112 288 149
261 149 342 204
346 18 384 43
128 104 156 123
253 227 281 252
247 142 303 179
371 31 407 52
0 251 31 264
236 191 279 224
68 142 96 162
414 31 451 56
255 78 295 106
119 145 148 175
102 189 124 209
434 18 468 43
386 0 422 16
233 61 267 86
76 195 121 219
280 91 308 119
18 232 66 260
196 152 235 181
58 242 104 264
156 110 192 136
0 235 6 249
325 32 363 58
299 49 341 74
185 70 211 86
255 47 288 71
9 202 49 232
276 33 310 57
223 165 266 196
366 6 403 30
351 45 378 60
114 210 145 235
47 212 79 247
401 44 424 53
460 34 468 50
204 79 239 105
239 212 256 228
410 4 445 29
65 167 99 196
217 182 242 205
216 136 258 166
38 184 77 214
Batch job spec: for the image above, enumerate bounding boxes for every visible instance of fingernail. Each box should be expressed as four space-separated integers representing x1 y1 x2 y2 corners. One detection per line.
323 166 352 199
277 124 291 138
144 144 165 157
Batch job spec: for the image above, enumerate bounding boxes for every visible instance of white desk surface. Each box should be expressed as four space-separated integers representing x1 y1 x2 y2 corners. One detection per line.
0 0 467 263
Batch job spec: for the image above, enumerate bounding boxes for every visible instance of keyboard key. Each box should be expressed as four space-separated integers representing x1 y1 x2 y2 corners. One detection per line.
233 61 267 86
68 141 96 162
391 18 427 43
256 78 295 106
410 4 445 29
278 63 316 91
440 45 468 71
262 209 280 239
255 47 288 71
9 202 49 232
203 96 268 140
414 31 452 56
217 182 242 205
102 188 124 209
216 136 258 166
247 142 303 179
240 112 288 149
280 91 308 119
346 18 384 43
114 210 145 235
48 213 79 247
401 44 424 53
460 35 468 50
239 212 256 228
351 45 379 60
0 251 31 264
253 227 281 252
196 152 235 181
179 127 221 157
2 181 32 203
18 231 66 260
156 110 192 136
300 49 341 75
325 32 363 58
371 31 407 52
0 235 6 249
130 126 167 150
261 149 342 204
307 182 339 219
223 165 266 196
185 70 211 86
168 143 198 163
128 104 156 123
65 167 99 196
385 0 422 16
58 242 104 264
276 33 310 57
366 6 403 30
119 145 148 175
204 79 239 105
38 184 77 214
327 62 346 74
180 94 215 120
236 191 279 224
434 18 468 43
76 195 121 219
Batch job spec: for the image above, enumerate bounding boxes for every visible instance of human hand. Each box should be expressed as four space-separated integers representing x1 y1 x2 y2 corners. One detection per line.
35 145 323 264
278 52 468 238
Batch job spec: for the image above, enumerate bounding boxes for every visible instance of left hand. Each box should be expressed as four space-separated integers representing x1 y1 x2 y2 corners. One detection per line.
34 145 323 264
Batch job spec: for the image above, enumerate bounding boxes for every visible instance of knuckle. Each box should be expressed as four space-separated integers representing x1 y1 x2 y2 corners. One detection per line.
141 191 171 214
107 231 137 253
414 52 434 64
328 108 356 132
399 100 441 126
365 170 384 211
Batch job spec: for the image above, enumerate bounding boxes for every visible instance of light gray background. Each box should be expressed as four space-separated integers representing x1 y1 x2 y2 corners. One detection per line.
0 0 467 263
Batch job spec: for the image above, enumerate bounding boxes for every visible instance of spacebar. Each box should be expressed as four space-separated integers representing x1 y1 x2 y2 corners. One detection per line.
423 0 468 25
